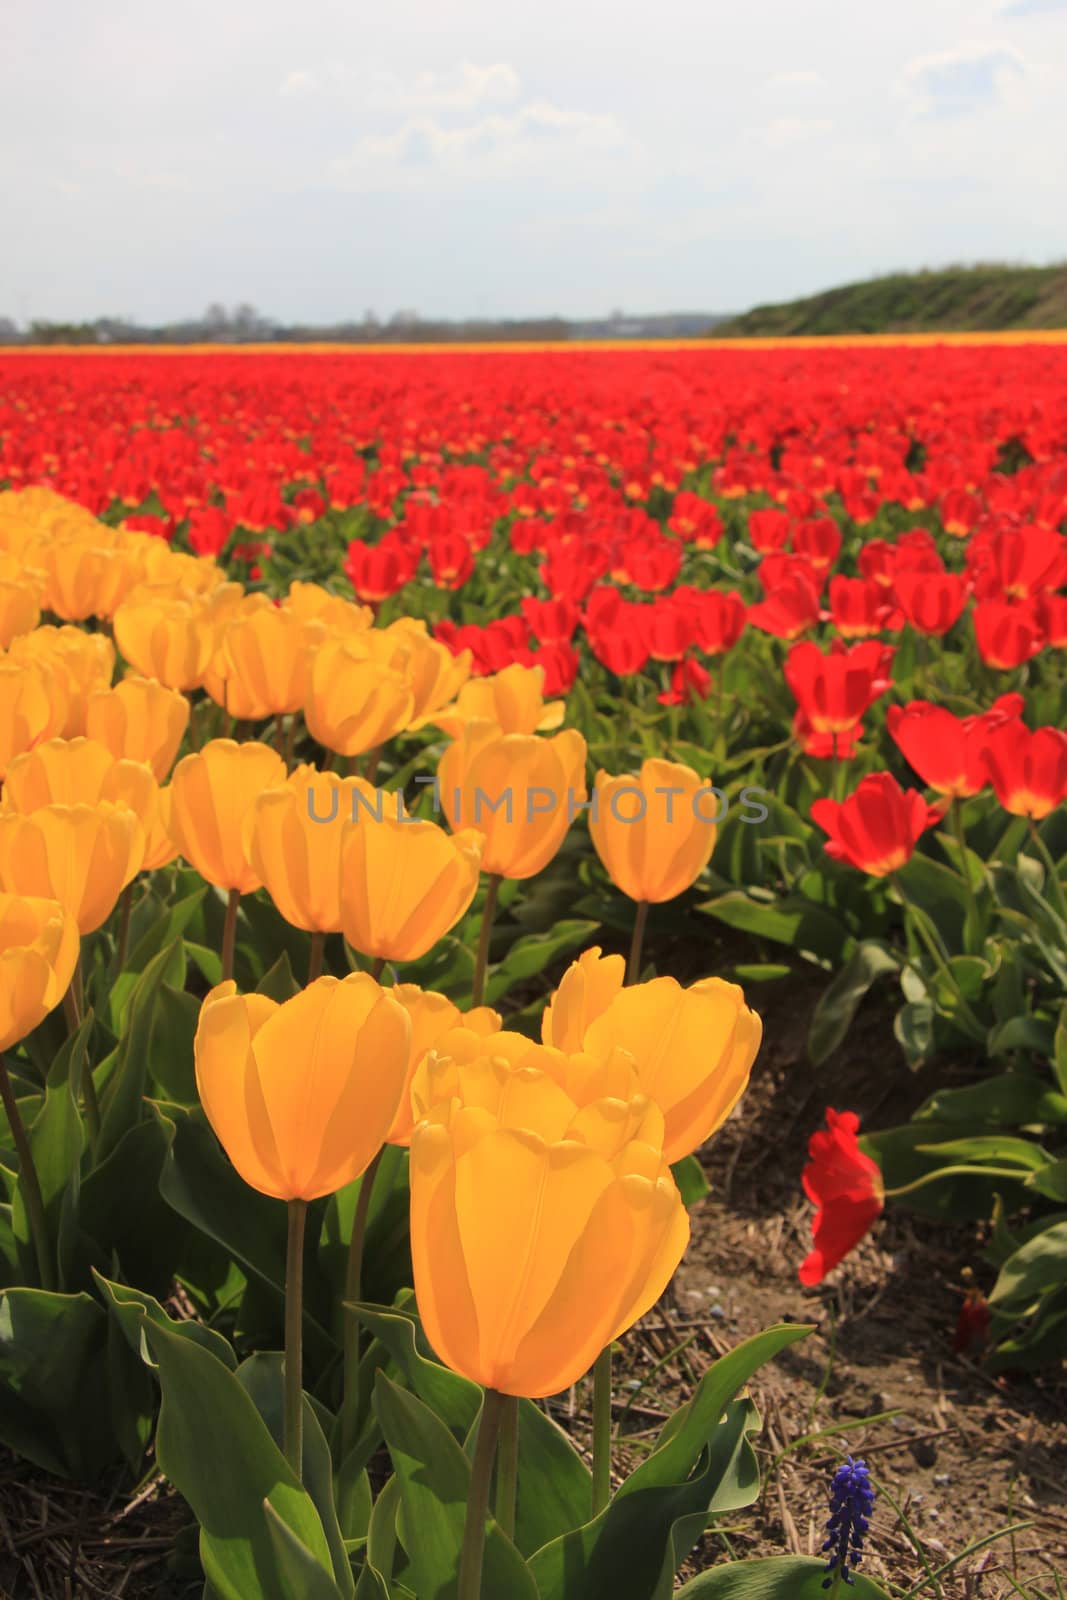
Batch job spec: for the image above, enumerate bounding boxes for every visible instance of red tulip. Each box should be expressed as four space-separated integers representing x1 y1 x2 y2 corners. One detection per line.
811 772 942 876
799 1109 884 1286
893 570 969 637
887 695 1023 797
973 599 1044 669
981 720 1067 820
785 639 894 736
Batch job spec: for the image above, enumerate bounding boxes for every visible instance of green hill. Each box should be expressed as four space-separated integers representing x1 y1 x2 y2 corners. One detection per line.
716 263 1067 337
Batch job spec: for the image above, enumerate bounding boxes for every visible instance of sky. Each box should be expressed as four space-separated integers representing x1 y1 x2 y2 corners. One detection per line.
1 0 1066 324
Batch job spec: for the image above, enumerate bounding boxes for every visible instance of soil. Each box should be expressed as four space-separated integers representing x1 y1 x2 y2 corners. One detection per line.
1 973 1064 1599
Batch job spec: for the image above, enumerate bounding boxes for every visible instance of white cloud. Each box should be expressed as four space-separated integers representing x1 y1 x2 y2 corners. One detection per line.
366 61 521 112
765 69 826 92
900 41 1025 117
756 117 834 149
328 98 636 189
279 69 319 98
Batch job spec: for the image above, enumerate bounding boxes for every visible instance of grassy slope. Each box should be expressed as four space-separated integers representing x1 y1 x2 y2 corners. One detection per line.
716 263 1067 337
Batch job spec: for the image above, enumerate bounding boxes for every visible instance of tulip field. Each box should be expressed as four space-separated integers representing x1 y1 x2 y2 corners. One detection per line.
0 340 1065 1598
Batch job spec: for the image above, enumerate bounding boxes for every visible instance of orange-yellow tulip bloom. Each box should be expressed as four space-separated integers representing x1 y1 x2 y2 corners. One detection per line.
340 811 484 962
543 958 762 1164
304 637 414 757
169 739 287 894
438 723 587 880
217 604 323 720
432 662 564 738
284 581 373 636
385 985 500 1145
194 975 411 1200
0 803 145 935
85 677 190 781
408 1046 689 1397
0 892 80 1051
2 735 171 864
0 660 56 780
384 618 472 728
589 758 718 904
8 625 113 737
244 766 379 933
113 593 216 690
0 577 42 648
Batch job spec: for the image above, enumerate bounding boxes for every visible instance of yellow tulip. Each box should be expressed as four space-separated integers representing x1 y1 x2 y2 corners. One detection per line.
283 581 373 636
2 734 170 859
194 975 411 1200
305 636 414 758
589 758 718 904
169 739 287 894
409 1044 689 1397
113 592 216 690
303 633 415 758
540 946 625 1053
385 985 500 1144
9 626 113 736
216 604 324 720
432 662 564 738
340 812 483 962
544 962 763 1164
244 766 379 933
438 723 587 880
384 618 472 728
0 803 145 935
0 659 56 780
0 578 42 648
0 892 80 1051
85 676 190 781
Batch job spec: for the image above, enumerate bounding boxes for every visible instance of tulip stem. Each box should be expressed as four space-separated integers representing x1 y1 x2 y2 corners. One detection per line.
626 901 649 985
284 1198 307 1479
886 1163 1031 1199
67 960 100 1148
891 876 985 1042
340 1146 383 1461
1028 819 1067 922
591 1344 613 1514
951 798 981 942
370 956 386 982
471 874 501 1008
116 882 134 971
274 714 288 760
0 1054 54 1292
308 931 325 984
495 1395 519 1540
458 1388 505 1600
221 888 240 983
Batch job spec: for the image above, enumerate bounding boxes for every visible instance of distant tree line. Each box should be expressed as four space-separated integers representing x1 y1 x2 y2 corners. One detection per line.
0 304 726 345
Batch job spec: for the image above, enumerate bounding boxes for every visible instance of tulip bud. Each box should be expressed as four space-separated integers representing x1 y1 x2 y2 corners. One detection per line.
86 677 190 781
0 802 145 935
340 812 483 961
0 892 80 1051
244 766 380 933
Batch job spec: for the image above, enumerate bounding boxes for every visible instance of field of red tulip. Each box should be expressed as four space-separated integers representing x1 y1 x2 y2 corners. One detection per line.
0 341 1065 1599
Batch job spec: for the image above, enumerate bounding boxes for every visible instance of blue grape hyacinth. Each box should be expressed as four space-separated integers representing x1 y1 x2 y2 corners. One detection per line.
822 1455 875 1588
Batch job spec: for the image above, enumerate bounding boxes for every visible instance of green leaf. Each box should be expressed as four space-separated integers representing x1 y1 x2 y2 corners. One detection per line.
1054 1004 1067 1097
371 1374 538 1600
257 953 303 1004
675 1555 893 1597
98 940 187 1161
148 984 202 1104
697 892 848 965
485 919 600 1006
671 1155 711 1209
13 1019 90 1278
1028 1159 1067 1202
262 1501 344 1600
989 1220 1067 1310
915 1072 1067 1129
137 1307 336 1600
807 941 898 1066
95 1270 237 1368
529 1325 810 1600
351 1303 480 1442
985 1014 1055 1060
121 886 207 977
237 1353 356 1598
511 1396 592 1557
861 1122 1037 1220
0 1287 114 1478
74 1112 188 1296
